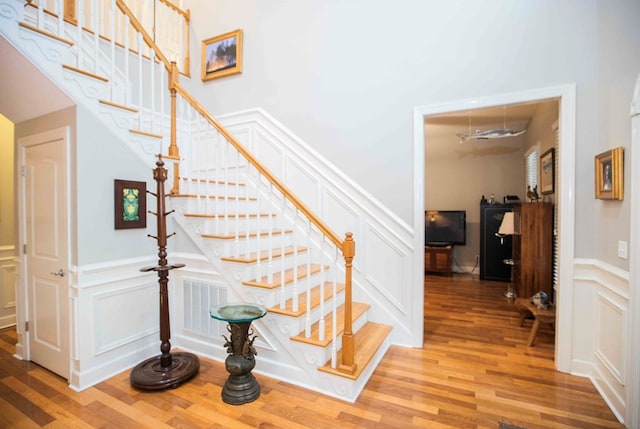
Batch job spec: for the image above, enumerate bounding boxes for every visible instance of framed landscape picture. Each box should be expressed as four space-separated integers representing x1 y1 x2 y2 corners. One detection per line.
201 29 243 81
594 147 624 200
114 179 147 229
540 148 555 195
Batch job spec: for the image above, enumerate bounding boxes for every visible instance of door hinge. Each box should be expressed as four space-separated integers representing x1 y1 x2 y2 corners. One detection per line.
23 244 27 254
21 165 26 177
25 321 29 332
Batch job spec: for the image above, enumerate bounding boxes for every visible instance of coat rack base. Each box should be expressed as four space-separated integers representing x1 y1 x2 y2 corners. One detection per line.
130 352 200 391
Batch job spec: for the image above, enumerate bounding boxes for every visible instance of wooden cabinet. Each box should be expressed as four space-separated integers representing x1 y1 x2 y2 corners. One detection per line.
424 246 452 275
513 202 554 300
480 203 514 282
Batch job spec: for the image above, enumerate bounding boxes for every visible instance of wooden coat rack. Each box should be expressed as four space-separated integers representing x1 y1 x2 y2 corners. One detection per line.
130 155 200 390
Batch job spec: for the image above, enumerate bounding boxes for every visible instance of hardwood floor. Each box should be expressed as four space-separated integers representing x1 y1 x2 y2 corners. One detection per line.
0 274 624 428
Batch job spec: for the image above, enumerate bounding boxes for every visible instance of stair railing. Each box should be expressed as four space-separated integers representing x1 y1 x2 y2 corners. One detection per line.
125 0 357 373
24 0 358 374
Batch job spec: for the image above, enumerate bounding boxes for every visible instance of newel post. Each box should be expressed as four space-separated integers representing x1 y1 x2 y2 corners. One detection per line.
168 61 181 195
339 232 357 374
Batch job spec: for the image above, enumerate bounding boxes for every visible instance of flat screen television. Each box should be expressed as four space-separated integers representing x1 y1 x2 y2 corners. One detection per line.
425 210 466 246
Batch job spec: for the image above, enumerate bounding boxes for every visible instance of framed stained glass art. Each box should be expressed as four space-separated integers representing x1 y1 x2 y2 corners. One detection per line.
114 179 147 229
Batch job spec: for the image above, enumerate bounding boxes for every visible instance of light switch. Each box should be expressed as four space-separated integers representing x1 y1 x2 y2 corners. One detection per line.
618 240 628 259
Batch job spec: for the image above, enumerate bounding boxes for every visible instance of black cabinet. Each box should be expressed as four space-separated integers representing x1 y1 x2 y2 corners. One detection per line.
480 203 515 282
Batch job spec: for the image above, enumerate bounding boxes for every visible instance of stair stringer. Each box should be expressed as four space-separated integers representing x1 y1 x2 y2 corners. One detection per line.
0 0 164 168
169 207 382 402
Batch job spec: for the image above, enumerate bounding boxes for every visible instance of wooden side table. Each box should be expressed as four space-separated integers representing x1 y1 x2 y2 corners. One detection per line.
424 246 452 275
514 298 556 346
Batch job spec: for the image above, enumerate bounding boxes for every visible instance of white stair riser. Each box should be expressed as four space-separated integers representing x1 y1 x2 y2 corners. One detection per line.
177 198 262 214
206 235 295 258
178 215 285 235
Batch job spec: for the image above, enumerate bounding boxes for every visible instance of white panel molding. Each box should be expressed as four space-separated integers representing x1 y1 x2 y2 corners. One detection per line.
218 108 417 346
92 281 159 356
595 292 627 385
574 258 630 300
571 258 629 424
72 256 156 289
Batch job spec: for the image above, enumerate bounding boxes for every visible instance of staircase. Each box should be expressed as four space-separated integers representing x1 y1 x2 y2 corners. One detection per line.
1 0 393 401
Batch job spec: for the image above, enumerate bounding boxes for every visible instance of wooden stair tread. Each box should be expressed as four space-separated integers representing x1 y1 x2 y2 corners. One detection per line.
63 64 108 82
19 21 74 46
318 322 392 380
268 282 346 317
99 99 138 113
242 264 327 289
171 194 257 201
290 302 370 347
184 212 272 219
201 229 292 240
221 245 308 263
129 129 162 139
179 177 245 186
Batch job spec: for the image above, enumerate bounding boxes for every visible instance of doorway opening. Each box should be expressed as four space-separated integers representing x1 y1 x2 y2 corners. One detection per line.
413 85 576 372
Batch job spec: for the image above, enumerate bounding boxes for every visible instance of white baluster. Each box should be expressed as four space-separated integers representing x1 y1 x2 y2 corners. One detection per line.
267 183 274 284
305 219 312 337
331 247 339 368
318 237 326 342
76 0 84 69
279 189 286 309
292 210 299 314
234 150 240 258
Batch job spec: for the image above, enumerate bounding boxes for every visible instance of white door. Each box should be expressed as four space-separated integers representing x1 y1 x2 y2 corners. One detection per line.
21 127 70 379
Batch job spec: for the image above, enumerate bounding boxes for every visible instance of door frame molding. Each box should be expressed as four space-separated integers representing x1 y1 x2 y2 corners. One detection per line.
413 84 576 371
16 126 71 365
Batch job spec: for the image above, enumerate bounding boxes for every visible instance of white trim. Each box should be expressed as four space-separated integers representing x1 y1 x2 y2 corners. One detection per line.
626 71 640 428
413 84 576 372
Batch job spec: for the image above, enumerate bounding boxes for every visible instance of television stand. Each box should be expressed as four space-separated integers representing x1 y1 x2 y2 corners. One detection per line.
424 245 452 276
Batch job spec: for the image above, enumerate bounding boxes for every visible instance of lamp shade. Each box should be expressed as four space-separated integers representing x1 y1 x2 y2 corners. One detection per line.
498 212 515 235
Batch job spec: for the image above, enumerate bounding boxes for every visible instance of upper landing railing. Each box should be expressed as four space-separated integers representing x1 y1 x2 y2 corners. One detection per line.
26 0 191 76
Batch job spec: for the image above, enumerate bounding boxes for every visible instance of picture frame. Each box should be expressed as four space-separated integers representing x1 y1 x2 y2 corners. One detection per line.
594 146 624 200
114 180 147 229
540 148 555 195
201 29 243 81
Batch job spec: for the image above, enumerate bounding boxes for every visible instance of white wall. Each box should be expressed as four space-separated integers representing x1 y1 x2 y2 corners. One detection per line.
75 107 156 265
183 0 640 271
0 113 16 328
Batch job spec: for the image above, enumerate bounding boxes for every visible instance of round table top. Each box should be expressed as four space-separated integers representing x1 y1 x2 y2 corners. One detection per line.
210 303 267 323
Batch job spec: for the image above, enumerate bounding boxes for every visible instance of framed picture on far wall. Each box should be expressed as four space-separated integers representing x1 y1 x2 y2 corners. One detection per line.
594 146 624 200
540 148 555 195
114 179 147 229
201 29 243 81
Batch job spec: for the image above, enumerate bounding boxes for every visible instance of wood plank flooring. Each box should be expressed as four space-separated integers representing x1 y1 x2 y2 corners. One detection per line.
0 274 624 428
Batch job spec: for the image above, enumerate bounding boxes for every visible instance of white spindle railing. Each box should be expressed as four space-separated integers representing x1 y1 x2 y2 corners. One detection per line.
25 0 189 75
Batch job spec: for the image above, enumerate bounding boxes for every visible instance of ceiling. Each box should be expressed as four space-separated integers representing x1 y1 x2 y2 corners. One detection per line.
424 100 555 144
0 36 74 124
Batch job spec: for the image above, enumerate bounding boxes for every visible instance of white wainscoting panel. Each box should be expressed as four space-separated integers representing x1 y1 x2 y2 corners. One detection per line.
0 247 17 328
595 292 627 385
69 256 161 391
573 259 629 423
93 282 159 356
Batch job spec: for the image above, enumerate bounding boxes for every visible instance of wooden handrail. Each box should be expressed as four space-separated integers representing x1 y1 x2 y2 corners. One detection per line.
158 0 189 18
173 84 345 251
115 0 172 71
